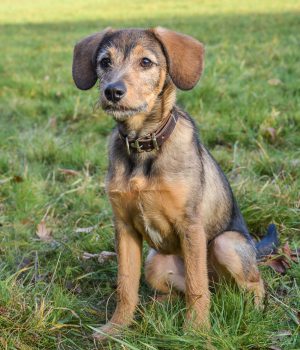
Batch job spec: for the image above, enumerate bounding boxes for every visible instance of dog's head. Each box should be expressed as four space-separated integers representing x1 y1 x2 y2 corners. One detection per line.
72 27 204 121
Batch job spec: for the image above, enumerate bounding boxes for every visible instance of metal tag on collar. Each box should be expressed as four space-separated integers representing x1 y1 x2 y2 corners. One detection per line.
125 137 131 155
151 133 159 151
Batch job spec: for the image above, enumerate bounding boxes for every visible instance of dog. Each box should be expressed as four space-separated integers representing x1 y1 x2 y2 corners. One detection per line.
72 27 278 341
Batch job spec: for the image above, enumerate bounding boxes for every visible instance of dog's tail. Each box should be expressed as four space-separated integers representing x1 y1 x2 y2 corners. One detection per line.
255 224 279 259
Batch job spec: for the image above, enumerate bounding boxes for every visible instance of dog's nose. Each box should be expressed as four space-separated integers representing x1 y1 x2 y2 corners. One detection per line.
104 81 126 102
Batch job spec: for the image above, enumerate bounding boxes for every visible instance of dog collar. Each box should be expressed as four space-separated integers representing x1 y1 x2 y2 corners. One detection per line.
118 112 179 155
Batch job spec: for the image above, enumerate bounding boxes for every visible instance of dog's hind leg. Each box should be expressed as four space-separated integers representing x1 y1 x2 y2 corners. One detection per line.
145 249 185 293
209 231 265 307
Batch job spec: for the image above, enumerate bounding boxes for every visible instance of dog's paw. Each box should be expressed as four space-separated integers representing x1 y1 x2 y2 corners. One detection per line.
184 309 211 332
92 322 122 343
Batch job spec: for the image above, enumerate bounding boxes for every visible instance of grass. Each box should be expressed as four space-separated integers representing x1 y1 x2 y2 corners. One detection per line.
0 0 299 348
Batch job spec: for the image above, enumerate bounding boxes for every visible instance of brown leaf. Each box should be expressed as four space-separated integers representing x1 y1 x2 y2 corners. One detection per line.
36 220 52 241
269 346 282 350
282 242 292 258
268 78 282 86
260 257 287 274
283 242 299 262
21 218 33 225
12 175 24 183
58 168 80 176
0 307 8 315
259 240 299 274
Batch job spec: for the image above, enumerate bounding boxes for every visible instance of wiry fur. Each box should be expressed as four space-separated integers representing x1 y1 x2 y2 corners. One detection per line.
72 27 268 342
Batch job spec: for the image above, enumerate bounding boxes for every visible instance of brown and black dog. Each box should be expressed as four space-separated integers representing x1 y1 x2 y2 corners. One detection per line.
72 27 278 340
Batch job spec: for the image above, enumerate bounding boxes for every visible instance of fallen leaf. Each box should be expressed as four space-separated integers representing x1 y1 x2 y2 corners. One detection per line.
98 251 117 264
268 78 282 86
282 242 292 257
269 346 282 350
260 257 287 274
82 252 99 260
36 220 52 241
266 127 277 142
75 224 98 233
283 242 299 262
12 175 24 183
0 307 8 315
258 241 299 274
21 218 33 225
82 251 117 264
58 168 80 176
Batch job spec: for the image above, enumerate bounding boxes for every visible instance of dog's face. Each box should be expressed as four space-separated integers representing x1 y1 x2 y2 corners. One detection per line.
95 30 167 120
72 27 205 121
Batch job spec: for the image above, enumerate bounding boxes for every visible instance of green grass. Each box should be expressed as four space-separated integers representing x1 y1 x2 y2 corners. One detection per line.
0 0 299 349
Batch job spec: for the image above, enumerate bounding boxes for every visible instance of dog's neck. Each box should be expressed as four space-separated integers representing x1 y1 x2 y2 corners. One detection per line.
117 81 176 139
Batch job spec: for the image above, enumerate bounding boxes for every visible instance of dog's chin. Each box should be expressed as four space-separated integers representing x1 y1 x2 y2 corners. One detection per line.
102 103 148 121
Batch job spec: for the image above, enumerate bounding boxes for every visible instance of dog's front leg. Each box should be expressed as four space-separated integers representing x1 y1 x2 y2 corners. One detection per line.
180 222 210 330
93 220 142 341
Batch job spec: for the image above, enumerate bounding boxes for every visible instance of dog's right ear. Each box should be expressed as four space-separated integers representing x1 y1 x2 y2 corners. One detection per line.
72 28 112 90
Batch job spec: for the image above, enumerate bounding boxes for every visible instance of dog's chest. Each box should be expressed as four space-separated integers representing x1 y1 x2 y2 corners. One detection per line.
137 201 164 247
108 174 187 253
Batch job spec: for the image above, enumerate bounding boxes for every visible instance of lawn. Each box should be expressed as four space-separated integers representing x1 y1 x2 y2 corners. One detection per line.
0 0 299 349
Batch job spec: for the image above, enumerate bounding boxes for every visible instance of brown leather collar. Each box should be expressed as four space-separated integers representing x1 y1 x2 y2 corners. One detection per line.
118 111 179 154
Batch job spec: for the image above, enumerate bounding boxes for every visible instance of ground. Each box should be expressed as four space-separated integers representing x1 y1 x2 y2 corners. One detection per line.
0 0 299 349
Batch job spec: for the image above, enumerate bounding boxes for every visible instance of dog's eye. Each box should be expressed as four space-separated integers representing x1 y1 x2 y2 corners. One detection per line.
100 57 112 69
140 57 153 68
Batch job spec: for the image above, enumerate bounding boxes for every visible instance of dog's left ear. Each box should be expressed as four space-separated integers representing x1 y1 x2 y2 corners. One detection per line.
150 27 204 90
72 28 112 90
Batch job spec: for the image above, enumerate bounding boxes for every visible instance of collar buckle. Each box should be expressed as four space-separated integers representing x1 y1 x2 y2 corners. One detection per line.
131 139 143 153
151 133 159 151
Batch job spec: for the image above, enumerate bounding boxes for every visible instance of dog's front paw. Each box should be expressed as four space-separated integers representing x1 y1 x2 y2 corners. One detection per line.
184 307 211 332
92 322 122 343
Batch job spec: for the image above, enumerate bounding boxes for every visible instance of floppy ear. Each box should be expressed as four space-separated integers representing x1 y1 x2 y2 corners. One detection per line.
151 27 205 90
72 28 111 90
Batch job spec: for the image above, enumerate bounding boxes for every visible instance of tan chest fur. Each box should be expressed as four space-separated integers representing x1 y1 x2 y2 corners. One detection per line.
108 171 188 254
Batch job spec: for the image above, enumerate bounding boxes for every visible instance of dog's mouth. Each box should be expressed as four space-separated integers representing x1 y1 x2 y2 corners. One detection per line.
102 103 148 121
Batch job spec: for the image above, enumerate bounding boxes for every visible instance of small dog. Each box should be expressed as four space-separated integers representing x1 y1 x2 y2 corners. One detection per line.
72 27 278 340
